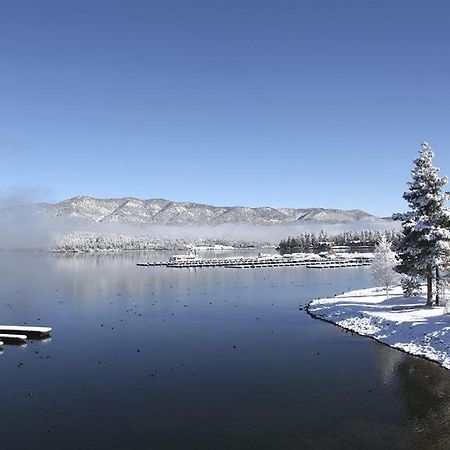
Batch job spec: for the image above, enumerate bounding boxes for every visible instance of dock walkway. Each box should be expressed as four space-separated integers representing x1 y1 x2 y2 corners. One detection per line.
0 325 52 353
137 256 372 270
0 325 52 337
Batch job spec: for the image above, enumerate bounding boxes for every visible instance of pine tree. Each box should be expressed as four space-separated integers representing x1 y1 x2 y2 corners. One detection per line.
394 142 450 305
371 236 399 297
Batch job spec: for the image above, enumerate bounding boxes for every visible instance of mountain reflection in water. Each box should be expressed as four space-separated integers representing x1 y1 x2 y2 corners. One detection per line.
0 251 449 449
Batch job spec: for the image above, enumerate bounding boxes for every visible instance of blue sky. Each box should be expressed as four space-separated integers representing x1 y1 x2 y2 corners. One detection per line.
1 0 450 216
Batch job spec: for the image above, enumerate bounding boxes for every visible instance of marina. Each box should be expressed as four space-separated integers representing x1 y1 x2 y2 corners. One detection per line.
136 253 373 269
306 260 372 269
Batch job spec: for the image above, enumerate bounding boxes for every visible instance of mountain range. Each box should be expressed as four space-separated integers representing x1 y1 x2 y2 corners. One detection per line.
22 196 385 225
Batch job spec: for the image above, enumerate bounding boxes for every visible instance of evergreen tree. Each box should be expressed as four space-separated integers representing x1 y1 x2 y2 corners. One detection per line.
394 143 450 305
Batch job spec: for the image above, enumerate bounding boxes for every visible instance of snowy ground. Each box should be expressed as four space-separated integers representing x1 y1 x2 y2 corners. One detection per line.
308 286 450 370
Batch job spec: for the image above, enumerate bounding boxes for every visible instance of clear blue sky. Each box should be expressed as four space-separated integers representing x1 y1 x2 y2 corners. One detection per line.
1 0 450 216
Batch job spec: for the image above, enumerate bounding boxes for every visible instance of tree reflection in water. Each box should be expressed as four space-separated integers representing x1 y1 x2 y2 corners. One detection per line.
375 342 450 449
398 355 450 449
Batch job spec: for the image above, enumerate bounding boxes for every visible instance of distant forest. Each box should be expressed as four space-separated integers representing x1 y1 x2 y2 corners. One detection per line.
53 232 273 253
278 230 399 254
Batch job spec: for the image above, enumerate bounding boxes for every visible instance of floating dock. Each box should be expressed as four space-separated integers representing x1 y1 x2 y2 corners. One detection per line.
306 260 372 269
0 326 51 354
0 325 52 338
137 255 372 269
136 262 166 267
0 333 28 342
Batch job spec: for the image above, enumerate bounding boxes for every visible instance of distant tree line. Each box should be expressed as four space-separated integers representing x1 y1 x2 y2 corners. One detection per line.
53 232 273 253
278 229 399 254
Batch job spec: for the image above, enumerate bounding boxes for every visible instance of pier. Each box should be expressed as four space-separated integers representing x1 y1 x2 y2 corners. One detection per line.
136 262 166 267
0 333 28 342
0 325 52 338
306 260 372 269
137 255 373 270
0 325 52 353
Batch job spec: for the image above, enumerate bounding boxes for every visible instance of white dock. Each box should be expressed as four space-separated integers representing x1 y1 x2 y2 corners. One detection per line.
0 325 52 337
138 256 323 269
140 257 372 269
306 260 371 269
0 333 27 342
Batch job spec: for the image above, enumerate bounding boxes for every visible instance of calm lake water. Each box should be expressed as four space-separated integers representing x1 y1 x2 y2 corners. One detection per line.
1 250 450 449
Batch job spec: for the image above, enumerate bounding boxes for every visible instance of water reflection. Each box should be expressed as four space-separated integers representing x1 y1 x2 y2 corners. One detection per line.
372 337 450 449
397 354 450 448
373 342 406 385
1 251 450 449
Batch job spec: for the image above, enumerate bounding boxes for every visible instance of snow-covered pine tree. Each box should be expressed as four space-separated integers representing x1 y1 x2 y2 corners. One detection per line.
371 235 399 297
394 143 450 305
430 193 450 305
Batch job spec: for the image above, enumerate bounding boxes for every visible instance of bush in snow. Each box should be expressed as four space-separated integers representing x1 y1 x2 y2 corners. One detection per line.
401 276 421 298
437 274 450 314
371 235 399 297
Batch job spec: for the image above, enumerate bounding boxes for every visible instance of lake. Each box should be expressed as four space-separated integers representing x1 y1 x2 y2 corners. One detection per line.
1 250 450 449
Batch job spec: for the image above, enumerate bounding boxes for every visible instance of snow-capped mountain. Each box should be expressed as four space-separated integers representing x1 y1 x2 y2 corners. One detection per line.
28 196 383 225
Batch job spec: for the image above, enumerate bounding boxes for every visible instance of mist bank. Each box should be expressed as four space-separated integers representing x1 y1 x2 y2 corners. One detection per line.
0 207 399 252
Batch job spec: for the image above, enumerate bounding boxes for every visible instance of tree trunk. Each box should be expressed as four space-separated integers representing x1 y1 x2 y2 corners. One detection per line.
427 268 433 306
436 266 440 305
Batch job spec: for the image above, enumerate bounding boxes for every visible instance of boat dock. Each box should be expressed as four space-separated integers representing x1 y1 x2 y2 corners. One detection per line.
227 257 371 269
137 255 372 269
0 325 52 353
0 325 52 338
306 260 372 269
136 262 166 267
0 333 28 342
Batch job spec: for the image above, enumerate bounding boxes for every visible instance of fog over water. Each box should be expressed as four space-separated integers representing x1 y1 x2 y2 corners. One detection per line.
0 187 401 250
0 208 399 251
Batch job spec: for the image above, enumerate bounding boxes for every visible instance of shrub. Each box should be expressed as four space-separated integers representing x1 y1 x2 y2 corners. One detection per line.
401 276 421 297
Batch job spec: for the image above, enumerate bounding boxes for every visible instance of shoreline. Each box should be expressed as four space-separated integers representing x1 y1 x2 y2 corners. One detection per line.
306 285 450 371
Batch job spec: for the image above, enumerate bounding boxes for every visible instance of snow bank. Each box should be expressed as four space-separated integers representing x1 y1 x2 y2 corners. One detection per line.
308 286 450 370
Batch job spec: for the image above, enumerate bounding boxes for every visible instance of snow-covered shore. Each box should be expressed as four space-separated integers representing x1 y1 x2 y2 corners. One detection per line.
51 232 273 252
308 286 450 370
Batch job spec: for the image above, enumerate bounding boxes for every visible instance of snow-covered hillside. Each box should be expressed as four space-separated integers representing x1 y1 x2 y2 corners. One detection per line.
27 196 384 225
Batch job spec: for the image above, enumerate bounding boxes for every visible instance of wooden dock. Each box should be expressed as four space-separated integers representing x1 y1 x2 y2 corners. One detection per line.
0 333 28 342
306 260 371 269
136 262 166 267
226 260 312 269
0 325 52 338
165 257 315 268
0 326 51 353
137 256 372 270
